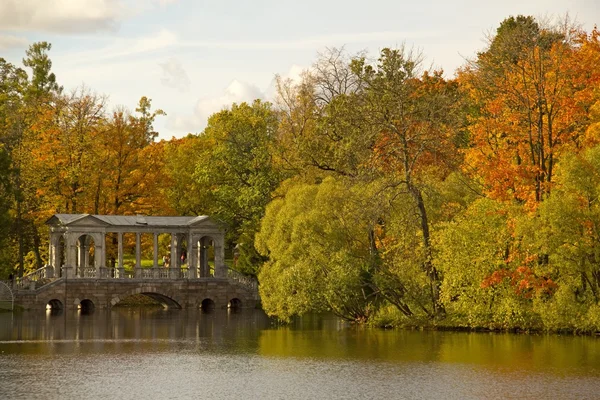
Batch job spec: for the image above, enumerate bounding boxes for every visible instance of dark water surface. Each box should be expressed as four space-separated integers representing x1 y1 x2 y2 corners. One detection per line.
0 309 599 399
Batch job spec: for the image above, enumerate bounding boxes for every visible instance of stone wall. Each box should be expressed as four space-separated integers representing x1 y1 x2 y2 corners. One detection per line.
14 278 258 311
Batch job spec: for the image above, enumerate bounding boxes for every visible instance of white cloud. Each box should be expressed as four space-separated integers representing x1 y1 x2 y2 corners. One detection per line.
265 64 306 99
159 58 191 92
0 0 123 33
179 30 445 50
56 29 179 64
0 34 28 50
167 79 265 134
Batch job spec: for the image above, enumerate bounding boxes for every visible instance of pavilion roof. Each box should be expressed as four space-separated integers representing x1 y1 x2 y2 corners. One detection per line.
46 214 213 228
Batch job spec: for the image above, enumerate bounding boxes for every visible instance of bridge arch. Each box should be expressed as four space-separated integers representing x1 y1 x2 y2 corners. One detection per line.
111 288 182 309
201 298 215 311
46 298 63 311
228 298 242 310
79 299 95 313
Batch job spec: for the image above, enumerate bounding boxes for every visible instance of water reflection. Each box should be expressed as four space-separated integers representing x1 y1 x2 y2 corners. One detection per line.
1 310 600 400
1 309 599 374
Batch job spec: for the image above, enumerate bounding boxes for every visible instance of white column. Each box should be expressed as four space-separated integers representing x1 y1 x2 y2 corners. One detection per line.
118 232 124 279
153 232 159 268
96 233 105 278
135 232 141 278
53 234 63 277
188 233 196 278
170 233 178 279
83 237 90 270
77 237 84 277
65 233 76 278
214 237 226 278
48 235 54 268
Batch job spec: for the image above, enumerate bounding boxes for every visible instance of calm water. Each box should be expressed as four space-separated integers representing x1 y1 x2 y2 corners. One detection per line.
0 309 599 400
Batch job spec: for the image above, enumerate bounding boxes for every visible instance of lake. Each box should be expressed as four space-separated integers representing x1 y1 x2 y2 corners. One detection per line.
0 308 599 399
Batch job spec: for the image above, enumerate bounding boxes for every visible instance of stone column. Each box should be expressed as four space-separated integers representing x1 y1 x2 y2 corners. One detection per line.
188 233 197 278
197 239 202 277
65 233 77 279
199 237 208 277
83 237 90 271
55 237 63 277
170 233 178 279
49 233 61 277
118 232 124 279
77 237 84 277
96 233 106 278
214 237 226 278
48 235 54 272
153 232 159 268
135 232 141 278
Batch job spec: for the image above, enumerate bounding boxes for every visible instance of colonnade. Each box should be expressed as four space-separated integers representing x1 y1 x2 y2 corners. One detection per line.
46 214 227 280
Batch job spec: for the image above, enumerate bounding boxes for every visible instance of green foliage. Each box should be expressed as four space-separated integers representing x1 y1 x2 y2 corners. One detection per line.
257 178 381 322
187 100 286 274
435 199 540 329
525 147 600 332
1 20 600 333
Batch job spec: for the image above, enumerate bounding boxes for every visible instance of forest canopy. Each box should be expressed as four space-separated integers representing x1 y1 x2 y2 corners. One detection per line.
2 16 600 331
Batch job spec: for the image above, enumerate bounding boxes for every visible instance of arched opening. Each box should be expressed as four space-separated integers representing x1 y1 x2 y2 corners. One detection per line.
112 292 182 309
76 234 96 278
46 299 63 311
79 299 95 313
201 298 215 312
228 298 242 310
199 236 215 277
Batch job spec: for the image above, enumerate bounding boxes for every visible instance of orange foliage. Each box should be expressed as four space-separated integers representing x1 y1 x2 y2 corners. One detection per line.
460 26 600 208
481 264 558 298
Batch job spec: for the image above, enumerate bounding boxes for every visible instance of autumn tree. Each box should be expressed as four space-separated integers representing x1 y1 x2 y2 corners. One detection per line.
349 48 463 318
91 98 169 215
0 42 62 276
460 16 599 206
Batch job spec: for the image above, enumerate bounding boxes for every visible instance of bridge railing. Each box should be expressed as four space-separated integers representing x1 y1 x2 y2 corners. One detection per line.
81 267 96 278
15 265 53 290
135 267 189 279
227 268 258 295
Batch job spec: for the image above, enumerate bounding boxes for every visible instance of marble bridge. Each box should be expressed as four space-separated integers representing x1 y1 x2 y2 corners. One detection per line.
11 214 258 311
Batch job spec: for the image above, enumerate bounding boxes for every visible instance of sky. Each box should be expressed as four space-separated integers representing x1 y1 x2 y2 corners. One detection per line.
1 0 599 139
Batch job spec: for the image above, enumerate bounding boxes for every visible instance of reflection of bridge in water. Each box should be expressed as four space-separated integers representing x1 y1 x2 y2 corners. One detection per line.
13 214 258 311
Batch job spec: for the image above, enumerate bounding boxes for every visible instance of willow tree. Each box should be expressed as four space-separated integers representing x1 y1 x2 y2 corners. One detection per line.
257 178 384 322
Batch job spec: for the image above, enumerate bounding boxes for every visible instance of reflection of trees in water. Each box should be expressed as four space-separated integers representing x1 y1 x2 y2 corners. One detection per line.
1 311 600 376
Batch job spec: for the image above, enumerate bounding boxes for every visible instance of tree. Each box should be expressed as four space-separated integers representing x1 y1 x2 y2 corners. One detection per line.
256 178 382 322
459 16 597 206
193 100 285 274
92 98 169 215
163 135 210 216
0 43 62 276
526 146 600 331
22 42 62 100
350 48 463 318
